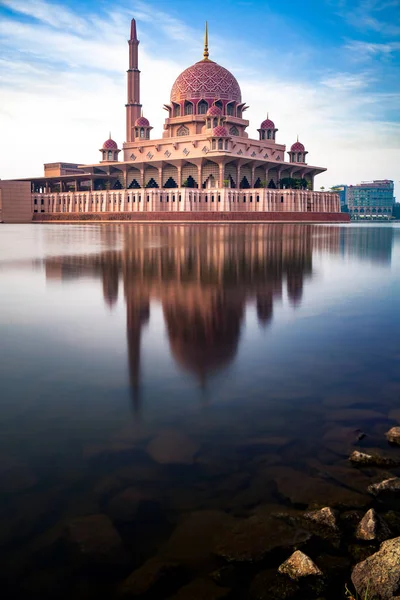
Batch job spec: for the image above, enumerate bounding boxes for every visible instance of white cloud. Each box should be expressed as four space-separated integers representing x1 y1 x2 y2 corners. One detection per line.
0 0 399 196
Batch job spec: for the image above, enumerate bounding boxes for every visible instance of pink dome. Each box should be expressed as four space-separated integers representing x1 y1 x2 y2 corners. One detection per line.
291 141 305 152
212 125 228 137
102 138 118 150
207 105 222 116
260 118 275 130
171 60 241 104
135 116 150 127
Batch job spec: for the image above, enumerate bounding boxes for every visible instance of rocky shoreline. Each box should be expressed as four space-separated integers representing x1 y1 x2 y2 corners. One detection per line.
2 422 400 599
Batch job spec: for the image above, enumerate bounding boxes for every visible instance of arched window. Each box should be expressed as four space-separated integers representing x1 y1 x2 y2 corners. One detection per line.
229 126 239 136
173 103 181 117
206 118 211 129
226 103 234 116
267 130 271 139
224 140 228 150
297 152 302 162
184 101 193 115
177 125 189 136
107 150 112 160
215 100 223 111
212 140 216 150
213 117 218 127
218 138 223 150
237 108 242 118
140 128 145 138
260 130 265 140
198 100 208 114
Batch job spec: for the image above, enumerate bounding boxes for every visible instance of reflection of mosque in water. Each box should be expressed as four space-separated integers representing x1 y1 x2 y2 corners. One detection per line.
44 224 335 406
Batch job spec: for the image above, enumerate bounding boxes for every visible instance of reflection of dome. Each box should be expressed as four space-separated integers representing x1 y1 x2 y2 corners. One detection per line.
170 60 242 104
291 141 305 152
260 118 275 130
207 105 222 116
102 138 118 149
213 125 228 137
135 116 150 127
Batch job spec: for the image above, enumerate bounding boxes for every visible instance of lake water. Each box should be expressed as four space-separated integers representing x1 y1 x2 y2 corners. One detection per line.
1 223 400 599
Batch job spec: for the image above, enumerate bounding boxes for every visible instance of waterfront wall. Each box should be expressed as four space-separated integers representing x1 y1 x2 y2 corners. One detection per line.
0 180 32 223
33 211 350 223
32 187 341 217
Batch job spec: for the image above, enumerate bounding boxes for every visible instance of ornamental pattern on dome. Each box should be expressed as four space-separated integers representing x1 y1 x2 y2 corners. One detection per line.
103 138 118 149
135 116 150 127
212 125 228 137
170 61 242 104
260 119 275 130
291 141 305 152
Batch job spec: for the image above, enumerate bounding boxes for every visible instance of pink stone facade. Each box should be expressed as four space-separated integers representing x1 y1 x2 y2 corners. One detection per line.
5 17 346 223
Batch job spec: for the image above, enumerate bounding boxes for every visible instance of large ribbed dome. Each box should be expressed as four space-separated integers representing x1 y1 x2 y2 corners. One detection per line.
170 60 242 104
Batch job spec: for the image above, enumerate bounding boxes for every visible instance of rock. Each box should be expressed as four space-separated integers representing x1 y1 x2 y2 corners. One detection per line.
368 477 400 496
278 550 323 579
168 577 230 600
265 466 366 508
213 516 311 563
249 569 300 600
64 514 130 569
349 450 400 467
304 507 339 532
352 537 400 600
322 426 367 454
107 487 162 522
118 556 182 597
146 429 199 464
209 565 237 588
356 509 392 542
386 427 400 445
163 510 235 567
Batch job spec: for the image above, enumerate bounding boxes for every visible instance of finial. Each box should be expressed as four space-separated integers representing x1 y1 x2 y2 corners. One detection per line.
109 131 111 139
297 134 299 142
203 21 209 61
141 108 143 117
267 112 269 119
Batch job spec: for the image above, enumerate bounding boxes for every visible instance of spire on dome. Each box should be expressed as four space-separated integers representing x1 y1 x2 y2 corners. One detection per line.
203 21 209 61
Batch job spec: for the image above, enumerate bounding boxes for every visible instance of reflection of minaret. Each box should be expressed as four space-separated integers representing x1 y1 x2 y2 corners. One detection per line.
102 263 119 308
256 290 274 327
286 271 304 307
126 290 149 413
126 18 142 143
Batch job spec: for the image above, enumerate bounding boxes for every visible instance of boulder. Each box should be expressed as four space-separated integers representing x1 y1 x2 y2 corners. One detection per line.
118 556 182 597
303 507 339 532
355 509 392 542
163 510 235 567
278 550 323 580
349 450 400 468
146 429 199 464
63 514 130 569
168 577 230 600
213 516 311 563
368 477 400 496
386 427 400 446
107 487 162 522
351 537 400 599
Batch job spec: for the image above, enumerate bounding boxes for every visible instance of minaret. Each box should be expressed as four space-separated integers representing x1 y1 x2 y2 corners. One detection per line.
126 18 142 143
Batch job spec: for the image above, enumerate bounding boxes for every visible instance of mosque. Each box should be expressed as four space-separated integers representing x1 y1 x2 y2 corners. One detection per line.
0 18 348 223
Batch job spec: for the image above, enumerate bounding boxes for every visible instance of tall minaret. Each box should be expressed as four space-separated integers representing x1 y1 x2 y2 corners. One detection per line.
126 18 142 143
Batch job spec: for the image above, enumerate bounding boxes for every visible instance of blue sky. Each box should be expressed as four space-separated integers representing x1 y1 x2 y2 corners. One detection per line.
0 0 399 194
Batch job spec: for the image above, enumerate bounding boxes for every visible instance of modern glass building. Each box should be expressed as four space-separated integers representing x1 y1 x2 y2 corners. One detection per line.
347 180 394 220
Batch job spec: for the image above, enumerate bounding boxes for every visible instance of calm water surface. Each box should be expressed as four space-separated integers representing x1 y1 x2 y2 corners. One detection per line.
1 223 400 598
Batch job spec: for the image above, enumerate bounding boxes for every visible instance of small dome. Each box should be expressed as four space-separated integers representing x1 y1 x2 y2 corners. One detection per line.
260 118 275 130
103 138 118 150
212 125 228 137
291 141 305 152
135 116 150 127
207 105 222 116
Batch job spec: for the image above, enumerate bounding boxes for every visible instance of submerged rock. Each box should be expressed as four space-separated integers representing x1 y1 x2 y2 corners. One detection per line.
213 516 311 563
349 450 399 467
249 569 300 600
64 514 130 569
146 429 199 465
355 508 392 542
168 577 230 600
368 477 400 496
351 536 400 599
278 550 323 580
386 427 400 446
118 556 182 597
